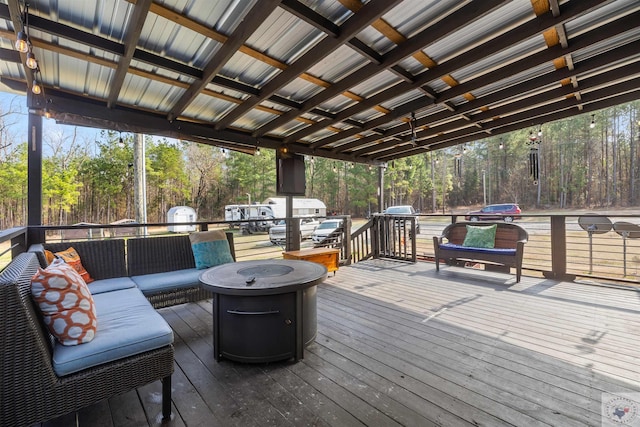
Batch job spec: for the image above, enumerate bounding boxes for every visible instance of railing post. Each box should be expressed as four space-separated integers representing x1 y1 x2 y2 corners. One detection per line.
343 216 352 265
411 218 417 262
372 216 380 259
544 216 575 281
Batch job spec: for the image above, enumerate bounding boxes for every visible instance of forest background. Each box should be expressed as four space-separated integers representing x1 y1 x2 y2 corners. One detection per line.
1 97 639 229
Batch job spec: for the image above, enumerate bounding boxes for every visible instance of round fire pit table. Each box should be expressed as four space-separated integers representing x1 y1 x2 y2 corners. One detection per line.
199 259 327 363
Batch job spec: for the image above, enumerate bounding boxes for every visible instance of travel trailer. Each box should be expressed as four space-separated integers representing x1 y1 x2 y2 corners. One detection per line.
263 197 326 219
223 204 276 234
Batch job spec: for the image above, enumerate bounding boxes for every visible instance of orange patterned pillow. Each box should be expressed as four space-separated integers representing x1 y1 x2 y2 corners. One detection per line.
31 259 98 345
44 249 55 265
54 247 94 283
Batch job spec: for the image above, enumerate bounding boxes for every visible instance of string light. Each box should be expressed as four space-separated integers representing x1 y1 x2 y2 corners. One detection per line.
15 3 45 100
590 114 595 129
25 52 37 69
15 31 28 52
31 79 41 94
538 125 543 137
118 132 125 148
499 138 504 150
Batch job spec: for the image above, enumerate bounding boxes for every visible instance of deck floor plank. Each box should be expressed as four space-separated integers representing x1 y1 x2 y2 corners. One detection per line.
48 259 640 427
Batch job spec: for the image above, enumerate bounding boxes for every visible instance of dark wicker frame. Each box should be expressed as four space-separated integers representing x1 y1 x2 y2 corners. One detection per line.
36 232 236 309
127 233 236 309
433 222 528 282
0 253 174 426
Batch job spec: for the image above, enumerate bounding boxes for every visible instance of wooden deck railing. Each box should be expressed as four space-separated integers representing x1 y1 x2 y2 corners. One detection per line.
2 214 640 285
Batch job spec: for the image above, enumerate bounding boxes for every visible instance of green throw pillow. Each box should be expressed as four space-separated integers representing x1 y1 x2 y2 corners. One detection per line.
462 224 497 248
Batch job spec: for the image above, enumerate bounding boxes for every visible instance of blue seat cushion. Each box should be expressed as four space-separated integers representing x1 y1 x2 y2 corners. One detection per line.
52 288 173 376
131 268 201 294
439 243 516 255
88 277 137 295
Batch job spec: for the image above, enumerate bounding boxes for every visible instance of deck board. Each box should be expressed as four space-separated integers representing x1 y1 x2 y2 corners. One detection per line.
41 259 640 427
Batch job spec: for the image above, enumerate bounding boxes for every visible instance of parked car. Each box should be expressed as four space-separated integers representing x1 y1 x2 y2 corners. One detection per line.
311 219 343 243
465 203 522 222
382 205 420 234
269 218 319 245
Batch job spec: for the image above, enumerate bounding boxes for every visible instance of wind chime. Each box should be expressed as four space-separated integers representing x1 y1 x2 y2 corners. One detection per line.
454 152 463 180
409 112 418 146
527 130 540 185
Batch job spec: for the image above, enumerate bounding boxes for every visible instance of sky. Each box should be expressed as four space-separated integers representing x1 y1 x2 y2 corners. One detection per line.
0 90 180 155
1 90 102 148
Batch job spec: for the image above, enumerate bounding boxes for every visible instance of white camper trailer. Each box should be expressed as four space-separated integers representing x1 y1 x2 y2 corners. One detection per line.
223 204 276 234
263 197 326 219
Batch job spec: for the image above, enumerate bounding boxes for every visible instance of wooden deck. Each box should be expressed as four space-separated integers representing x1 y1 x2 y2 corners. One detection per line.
42 260 640 426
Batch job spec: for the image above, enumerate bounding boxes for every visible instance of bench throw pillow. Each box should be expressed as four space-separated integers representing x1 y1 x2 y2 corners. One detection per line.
462 224 497 249
31 258 98 345
54 247 94 284
189 230 234 269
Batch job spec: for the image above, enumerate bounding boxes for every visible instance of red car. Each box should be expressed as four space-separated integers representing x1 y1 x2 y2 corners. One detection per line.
465 204 521 222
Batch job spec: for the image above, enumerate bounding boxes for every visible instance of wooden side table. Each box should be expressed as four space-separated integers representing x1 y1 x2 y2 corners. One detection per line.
283 248 340 274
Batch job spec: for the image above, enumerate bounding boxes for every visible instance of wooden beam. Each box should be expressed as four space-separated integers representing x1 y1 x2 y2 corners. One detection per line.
167 0 282 121
214 0 402 130
315 7 639 151
373 85 640 160
280 0 339 37
257 0 507 139
280 0 602 147
333 41 640 154
107 0 153 108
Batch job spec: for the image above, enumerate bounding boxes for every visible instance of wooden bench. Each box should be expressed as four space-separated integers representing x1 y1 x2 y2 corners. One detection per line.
283 248 340 274
433 222 528 282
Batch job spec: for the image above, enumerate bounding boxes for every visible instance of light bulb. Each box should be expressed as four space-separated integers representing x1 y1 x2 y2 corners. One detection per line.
31 80 41 94
44 108 51 119
25 52 37 69
15 31 28 53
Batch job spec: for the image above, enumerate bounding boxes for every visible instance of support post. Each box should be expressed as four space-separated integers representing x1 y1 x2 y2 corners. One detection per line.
285 195 300 251
378 166 384 212
134 133 147 236
27 111 44 245
544 216 575 281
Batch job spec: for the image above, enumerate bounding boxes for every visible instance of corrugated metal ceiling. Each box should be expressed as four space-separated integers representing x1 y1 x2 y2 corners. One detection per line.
0 0 638 164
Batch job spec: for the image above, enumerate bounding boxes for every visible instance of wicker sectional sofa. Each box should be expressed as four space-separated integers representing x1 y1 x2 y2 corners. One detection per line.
0 232 235 425
30 232 236 308
0 252 174 426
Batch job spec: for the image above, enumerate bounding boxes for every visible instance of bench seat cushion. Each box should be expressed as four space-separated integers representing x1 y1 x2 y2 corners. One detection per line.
130 268 201 295
439 243 516 255
88 277 137 295
52 288 173 376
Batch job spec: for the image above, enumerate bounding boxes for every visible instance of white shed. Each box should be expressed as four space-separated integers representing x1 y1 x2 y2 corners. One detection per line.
167 206 197 232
